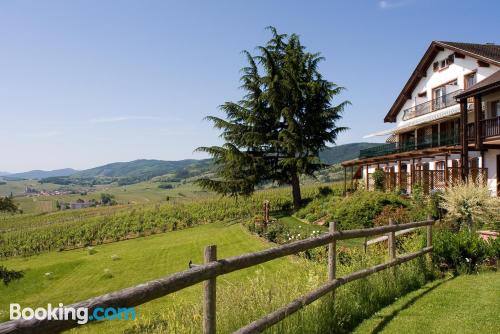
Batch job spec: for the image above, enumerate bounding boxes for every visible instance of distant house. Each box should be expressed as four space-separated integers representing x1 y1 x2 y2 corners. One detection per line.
342 41 500 196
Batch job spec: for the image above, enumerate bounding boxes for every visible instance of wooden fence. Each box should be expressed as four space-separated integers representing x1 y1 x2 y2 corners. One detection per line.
0 219 434 334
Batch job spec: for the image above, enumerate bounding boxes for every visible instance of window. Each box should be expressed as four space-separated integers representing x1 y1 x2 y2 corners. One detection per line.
464 72 477 89
491 101 500 118
433 55 454 72
432 79 457 110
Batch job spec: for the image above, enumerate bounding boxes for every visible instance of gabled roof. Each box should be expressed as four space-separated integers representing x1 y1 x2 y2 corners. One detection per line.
384 41 500 123
456 70 500 99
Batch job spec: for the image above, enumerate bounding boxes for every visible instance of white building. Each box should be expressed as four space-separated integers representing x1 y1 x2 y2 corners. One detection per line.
342 41 500 196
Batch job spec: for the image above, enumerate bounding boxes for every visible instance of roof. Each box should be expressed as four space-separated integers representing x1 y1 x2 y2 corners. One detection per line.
384 41 500 123
456 70 500 99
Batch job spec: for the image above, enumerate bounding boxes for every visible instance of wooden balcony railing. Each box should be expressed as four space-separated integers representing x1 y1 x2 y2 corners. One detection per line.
359 133 460 159
466 116 500 140
402 89 462 121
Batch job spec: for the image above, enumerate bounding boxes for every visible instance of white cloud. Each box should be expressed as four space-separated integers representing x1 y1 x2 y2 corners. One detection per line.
378 0 412 9
89 116 167 123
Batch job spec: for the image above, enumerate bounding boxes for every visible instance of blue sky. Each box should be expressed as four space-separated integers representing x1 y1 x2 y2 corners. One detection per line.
1 0 498 172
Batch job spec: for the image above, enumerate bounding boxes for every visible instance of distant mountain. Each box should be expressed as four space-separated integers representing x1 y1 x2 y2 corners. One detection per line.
319 143 383 165
0 171 11 177
9 168 79 180
73 159 211 181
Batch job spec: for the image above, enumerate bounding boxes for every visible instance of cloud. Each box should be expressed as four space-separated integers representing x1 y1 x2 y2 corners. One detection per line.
378 0 412 9
89 116 167 123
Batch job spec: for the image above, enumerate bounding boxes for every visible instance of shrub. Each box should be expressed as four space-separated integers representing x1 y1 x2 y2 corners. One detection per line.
372 169 385 191
372 206 411 226
330 191 409 229
0 266 24 286
432 229 494 274
440 182 500 231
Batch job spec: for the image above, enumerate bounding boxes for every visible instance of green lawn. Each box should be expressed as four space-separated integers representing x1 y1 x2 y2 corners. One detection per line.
0 222 315 333
353 272 500 334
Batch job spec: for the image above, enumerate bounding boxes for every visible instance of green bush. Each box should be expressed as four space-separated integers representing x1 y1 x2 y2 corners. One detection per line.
372 169 385 191
432 229 495 274
330 191 409 229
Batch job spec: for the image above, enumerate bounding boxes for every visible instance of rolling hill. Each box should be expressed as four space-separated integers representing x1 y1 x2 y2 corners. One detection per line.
7 168 78 180
319 142 382 164
72 159 212 180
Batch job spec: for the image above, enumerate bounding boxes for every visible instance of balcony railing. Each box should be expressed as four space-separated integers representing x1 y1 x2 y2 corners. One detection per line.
359 133 460 159
466 116 500 140
402 89 463 121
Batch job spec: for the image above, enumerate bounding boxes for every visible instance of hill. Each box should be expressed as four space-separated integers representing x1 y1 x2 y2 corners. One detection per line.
319 143 382 165
72 159 212 183
0 172 11 177
8 168 78 180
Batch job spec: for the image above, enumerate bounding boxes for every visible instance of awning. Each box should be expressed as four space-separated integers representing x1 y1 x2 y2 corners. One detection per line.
364 105 460 138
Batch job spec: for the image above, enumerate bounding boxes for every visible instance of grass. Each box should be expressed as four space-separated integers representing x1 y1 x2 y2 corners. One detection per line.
0 180 210 214
278 215 365 248
0 222 316 333
353 272 500 334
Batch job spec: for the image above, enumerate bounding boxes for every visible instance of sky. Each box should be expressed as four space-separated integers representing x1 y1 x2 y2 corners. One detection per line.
0 0 499 172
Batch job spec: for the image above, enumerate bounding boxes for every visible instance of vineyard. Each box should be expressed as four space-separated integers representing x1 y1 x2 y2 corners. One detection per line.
0 185 329 258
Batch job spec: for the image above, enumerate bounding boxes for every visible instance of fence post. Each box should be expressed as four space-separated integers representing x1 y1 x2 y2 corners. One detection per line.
426 215 433 248
388 218 396 261
328 222 337 281
203 245 217 334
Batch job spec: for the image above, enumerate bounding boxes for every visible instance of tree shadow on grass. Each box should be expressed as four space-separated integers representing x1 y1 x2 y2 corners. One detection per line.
368 277 454 334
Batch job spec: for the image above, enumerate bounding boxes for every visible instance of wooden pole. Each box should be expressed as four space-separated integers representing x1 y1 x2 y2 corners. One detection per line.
475 95 483 151
365 165 369 191
388 218 396 261
343 167 347 195
328 222 337 281
204 245 217 334
460 100 469 181
444 154 449 188
426 215 433 248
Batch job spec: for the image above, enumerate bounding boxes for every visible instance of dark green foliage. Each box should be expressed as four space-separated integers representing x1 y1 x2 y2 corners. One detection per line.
158 184 173 189
0 196 19 213
330 191 409 229
100 193 116 205
0 181 6 185
196 27 348 208
0 266 24 285
432 229 496 274
372 169 385 191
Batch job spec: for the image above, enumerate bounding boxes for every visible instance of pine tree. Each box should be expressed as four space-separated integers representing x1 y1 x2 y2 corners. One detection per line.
197 27 349 209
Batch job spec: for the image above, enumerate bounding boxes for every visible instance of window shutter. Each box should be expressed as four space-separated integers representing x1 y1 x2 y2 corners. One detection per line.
433 62 439 71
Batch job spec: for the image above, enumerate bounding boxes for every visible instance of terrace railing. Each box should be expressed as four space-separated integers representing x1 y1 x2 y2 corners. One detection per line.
402 89 462 121
0 220 435 334
359 133 460 159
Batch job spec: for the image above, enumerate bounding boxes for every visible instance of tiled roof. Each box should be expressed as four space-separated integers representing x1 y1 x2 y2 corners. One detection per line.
437 41 500 63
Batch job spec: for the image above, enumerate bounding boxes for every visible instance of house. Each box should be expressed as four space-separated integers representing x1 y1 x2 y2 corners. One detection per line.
342 41 500 196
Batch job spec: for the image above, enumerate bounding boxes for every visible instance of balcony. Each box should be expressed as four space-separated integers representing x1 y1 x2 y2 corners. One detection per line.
359 133 460 159
467 116 500 140
402 89 463 121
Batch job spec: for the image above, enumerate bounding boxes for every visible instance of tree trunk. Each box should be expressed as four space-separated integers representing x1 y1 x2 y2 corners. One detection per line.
291 171 302 210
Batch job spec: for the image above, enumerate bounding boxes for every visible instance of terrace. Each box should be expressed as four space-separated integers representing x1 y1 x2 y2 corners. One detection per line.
402 89 462 121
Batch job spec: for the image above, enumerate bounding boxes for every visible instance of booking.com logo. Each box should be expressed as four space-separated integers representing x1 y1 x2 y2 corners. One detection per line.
10 303 136 324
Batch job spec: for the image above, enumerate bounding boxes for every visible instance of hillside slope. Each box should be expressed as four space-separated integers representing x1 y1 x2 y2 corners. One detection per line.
8 168 78 180
73 159 211 180
319 143 382 164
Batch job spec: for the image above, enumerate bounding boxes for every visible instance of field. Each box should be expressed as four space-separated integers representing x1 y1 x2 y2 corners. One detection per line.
0 222 320 333
353 272 500 333
0 179 211 214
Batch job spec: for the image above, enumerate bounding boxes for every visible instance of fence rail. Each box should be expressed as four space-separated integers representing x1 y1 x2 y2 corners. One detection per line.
0 219 434 334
